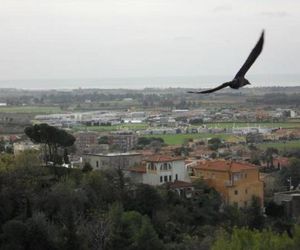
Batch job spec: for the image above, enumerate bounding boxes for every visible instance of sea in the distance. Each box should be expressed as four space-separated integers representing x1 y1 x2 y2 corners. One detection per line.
0 74 299 90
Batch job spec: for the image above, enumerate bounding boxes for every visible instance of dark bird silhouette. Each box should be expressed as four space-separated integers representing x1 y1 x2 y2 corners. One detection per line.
188 30 264 94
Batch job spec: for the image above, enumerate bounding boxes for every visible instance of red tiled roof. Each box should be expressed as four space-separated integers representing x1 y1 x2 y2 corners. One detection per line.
185 160 194 164
169 180 193 189
193 160 257 172
146 155 184 163
135 149 154 156
128 166 146 173
273 157 289 167
189 149 214 157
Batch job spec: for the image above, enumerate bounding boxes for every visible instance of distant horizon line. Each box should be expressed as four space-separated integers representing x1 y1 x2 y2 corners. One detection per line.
1 73 300 80
1 86 300 92
0 74 300 90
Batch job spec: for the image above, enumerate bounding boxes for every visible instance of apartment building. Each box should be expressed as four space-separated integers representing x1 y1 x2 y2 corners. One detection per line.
189 160 264 208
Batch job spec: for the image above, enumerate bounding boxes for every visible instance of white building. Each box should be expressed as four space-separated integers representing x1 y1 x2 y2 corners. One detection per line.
127 155 190 186
83 152 142 170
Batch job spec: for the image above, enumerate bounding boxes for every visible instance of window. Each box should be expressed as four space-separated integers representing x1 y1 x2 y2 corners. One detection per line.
175 174 178 180
164 163 168 170
160 176 163 183
169 175 172 182
245 188 248 194
245 173 247 178
234 190 238 195
148 163 157 171
96 161 99 168
164 176 168 182
233 173 241 181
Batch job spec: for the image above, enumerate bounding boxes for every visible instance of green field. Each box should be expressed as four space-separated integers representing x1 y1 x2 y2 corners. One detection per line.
204 122 300 129
258 140 300 151
145 133 244 145
0 106 62 114
146 133 300 148
72 123 148 132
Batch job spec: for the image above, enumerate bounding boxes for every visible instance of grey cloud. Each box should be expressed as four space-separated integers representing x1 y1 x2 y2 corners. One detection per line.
173 36 194 41
260 11 289 18
213 4 232 12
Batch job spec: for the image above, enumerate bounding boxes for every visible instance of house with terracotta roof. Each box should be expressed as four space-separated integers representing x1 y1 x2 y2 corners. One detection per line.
126 155 190 186
168 180 194 198
189 160 264 208
273 157 290 169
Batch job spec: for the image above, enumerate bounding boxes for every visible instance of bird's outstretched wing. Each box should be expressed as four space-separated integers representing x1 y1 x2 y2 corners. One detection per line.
187 82 230 94
234 30 264 78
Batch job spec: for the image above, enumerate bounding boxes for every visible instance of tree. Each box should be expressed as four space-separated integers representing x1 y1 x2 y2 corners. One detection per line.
98 136 109 144
189 180 222 226
208 138 222 151
263 147 279 168
25 212 58 250
246 133 263 144
287 158 300 188
15 150 41 169
25 124 75 165
82 162 93 173
134 137 164 150
277 158 300 190
81 213 110 250
133 216 164 250
265 201 284 218
126 184 163 218
0 153 15 172
174 145 190 157
245 196 264 230
189 118 203 125
63 148 70 164
107 206 163 250
222 205 248 229
81 170 118 209
0 140 5 153
212 227 294 250
1 220 28 249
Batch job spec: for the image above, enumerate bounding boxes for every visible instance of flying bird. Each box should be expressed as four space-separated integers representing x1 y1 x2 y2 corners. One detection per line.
188 30 264 94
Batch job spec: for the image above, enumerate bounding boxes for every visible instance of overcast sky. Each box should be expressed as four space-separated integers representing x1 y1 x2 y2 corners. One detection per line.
0 0 300 88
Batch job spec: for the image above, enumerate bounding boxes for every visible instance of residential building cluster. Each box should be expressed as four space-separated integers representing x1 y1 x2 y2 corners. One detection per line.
2 104 300 213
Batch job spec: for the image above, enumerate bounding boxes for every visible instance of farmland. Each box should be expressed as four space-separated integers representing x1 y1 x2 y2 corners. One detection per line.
0 106 62 114
204 122 300 129
145 133 244 145
258 140 300 151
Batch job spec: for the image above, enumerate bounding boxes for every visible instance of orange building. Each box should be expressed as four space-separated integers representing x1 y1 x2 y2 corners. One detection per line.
190 160 264 208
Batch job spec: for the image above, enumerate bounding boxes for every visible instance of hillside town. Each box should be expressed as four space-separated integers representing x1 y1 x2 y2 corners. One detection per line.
1 88 300 217
1 87 300 249
2 0 300 248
